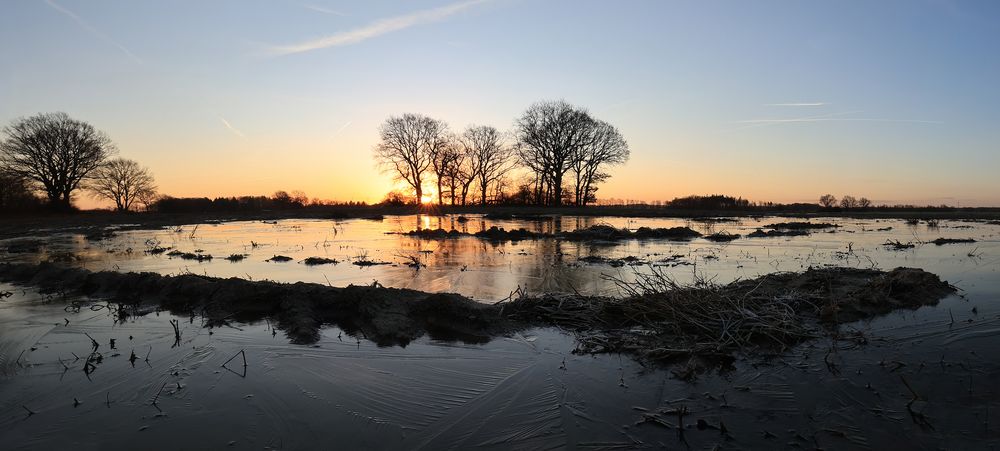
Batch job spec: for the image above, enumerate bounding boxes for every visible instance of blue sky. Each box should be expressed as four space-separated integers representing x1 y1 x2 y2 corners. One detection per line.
2 0 999 206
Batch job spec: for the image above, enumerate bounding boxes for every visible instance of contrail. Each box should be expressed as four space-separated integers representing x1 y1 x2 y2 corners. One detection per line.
734 118 942 124
269 0 490 55
301 3 345 16
763 102 827 107
332 121 353 137
219 116 246 139
43 0 143 65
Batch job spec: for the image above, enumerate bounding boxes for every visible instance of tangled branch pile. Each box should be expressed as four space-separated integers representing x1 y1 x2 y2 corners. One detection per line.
501 266 954 364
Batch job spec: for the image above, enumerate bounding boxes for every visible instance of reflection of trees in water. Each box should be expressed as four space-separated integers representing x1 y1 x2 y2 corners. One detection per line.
392 230 608 298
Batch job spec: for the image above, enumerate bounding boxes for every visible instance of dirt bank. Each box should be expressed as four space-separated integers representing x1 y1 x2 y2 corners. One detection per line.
0 262 504 347
0 262 955 365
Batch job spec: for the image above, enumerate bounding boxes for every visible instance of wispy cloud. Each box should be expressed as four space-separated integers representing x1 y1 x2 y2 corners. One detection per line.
720 110 859 132
301 3 345 16
218 116 246 139
269 0 490 55
763 102 827 107
43 0 142 65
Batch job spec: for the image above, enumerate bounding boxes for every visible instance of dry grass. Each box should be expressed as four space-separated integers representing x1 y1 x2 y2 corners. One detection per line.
501 265 954 364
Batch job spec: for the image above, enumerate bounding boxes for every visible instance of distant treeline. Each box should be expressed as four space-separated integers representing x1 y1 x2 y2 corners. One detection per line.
150 191 368 214
593 194 960 212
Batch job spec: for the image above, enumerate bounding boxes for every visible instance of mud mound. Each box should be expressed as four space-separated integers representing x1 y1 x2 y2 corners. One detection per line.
704 232 740 242
403 228 464 239
0 263 955 366
747 228 809 238
473 226 545 241
765 222 838 230
503 266 955 363
0 262 505 347
560 225 701 241
928 237 976 245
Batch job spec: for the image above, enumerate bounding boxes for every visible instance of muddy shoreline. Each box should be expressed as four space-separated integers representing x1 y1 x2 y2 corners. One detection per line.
0 261 956 366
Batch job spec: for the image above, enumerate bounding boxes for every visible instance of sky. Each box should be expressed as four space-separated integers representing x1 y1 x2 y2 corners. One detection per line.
2 0 999 208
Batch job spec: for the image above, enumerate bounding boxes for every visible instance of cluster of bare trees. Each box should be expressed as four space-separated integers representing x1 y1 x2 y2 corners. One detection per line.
374 101 629 207
374 114 516 206
0 112 157 211
819 194 873 209
515 101 629 206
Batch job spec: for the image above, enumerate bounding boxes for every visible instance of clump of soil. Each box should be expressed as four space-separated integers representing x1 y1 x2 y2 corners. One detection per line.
578 255 645 267
928 238 976 245
180 253 213 261
266 255 294 262
225 254 247 262
704 232 740 242
352 258 390 267
747 228 809 238
303 257 338 266
561 225 701 241
473 226 543 241
765 222 838 230
0 262 956 367
403 228 464 239
631 227 702 240
884 240 916 250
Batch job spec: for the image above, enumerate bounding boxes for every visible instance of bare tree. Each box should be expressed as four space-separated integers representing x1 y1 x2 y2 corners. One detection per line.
571 120 629 206
89 158 157 212
423 121 452 205
857 197 872 208
439 141 470 205
840 195 858 209
515 101 594 206
373 114 444 203
0 112 116 209
462 125 515 205
819 194 838 208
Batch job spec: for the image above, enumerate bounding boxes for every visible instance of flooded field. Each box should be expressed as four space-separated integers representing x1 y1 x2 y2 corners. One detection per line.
5 215 999 300
1 215 998 449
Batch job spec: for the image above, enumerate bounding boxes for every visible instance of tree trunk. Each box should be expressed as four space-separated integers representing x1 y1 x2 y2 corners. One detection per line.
436 178 444 205
552 172 563 207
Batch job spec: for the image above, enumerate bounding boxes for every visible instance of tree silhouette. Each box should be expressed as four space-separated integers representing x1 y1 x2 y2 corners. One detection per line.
374 114 441 203
1 112 115 209
461 125 514 205
840 195 858 209
819 194 838 208
571 120 629 206
515 101 593 206
89 158 157 211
